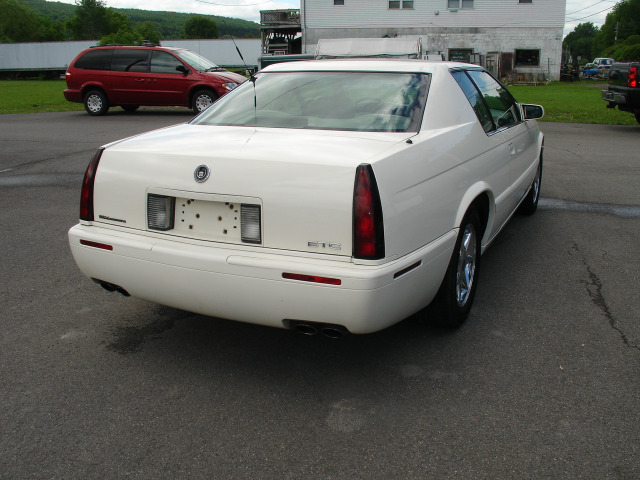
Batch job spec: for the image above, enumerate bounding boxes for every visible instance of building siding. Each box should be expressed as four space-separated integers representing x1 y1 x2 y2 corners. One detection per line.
302 0 565 29
301 0 565 79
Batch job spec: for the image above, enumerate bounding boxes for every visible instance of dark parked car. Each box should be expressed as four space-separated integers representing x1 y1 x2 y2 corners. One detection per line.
64 45 246 115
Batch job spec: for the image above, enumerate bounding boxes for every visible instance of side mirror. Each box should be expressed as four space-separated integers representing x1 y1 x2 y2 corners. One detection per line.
176 65 190 75
522 104 544 120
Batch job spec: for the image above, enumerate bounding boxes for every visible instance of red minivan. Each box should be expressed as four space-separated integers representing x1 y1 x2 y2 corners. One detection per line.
64 45 247 115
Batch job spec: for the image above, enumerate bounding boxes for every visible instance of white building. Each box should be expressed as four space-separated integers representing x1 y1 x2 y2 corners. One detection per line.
300 0 566 80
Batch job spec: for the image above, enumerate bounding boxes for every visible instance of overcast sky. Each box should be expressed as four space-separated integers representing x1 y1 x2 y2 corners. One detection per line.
52 0 617 35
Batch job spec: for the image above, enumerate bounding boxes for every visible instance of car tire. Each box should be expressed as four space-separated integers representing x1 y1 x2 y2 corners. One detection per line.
84 89 109 116
430 206 482 328
635 110 640 125
518 158 542 216
192 89 217 114
121 105 139 113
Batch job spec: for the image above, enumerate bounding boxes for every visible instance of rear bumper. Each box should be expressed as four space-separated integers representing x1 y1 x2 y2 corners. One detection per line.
68 224 456 334
602 89 626 104
64 89 82 103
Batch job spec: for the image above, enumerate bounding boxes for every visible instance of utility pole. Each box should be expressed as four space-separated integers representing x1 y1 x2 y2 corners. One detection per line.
615 21 619 43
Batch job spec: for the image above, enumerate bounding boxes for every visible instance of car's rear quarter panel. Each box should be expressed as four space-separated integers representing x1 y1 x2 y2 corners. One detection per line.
374 68 512 259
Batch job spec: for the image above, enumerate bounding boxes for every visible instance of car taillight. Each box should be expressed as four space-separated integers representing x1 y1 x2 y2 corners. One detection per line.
629 66 637 88
80 148 104 221
353 164 385 260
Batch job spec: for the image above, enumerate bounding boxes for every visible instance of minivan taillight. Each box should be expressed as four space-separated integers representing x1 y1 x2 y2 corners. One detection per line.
629 66 637 88
353 164 385 260
80 148 104 221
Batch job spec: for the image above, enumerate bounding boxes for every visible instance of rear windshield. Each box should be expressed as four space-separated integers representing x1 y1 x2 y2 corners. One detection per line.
192 71 430 133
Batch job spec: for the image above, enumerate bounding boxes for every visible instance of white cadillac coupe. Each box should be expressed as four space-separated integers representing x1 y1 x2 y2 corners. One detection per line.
68 60 544 336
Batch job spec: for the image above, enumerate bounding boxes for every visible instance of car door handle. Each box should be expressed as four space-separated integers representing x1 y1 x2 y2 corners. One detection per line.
507 143 516 156
135 78 145 83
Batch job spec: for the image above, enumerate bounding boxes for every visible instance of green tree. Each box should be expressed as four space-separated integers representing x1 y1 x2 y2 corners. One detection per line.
606 34 640 60
563 22 599 63
66 0 111 40
593 0 640 56
99 29 138 45
136 21 161 44
98 20 161 46
0 0 64 42
184 16 219 39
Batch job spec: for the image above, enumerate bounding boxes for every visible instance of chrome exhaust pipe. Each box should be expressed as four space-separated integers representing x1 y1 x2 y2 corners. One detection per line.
285 320 348 338
321 326 347 339
294 323 319 336
92 278 130 297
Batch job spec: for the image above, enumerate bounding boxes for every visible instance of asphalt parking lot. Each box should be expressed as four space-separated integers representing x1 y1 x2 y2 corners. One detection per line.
1 111 639 479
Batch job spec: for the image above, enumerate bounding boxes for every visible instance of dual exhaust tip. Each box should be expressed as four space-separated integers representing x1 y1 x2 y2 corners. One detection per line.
285 320 349 339
92 278 130 297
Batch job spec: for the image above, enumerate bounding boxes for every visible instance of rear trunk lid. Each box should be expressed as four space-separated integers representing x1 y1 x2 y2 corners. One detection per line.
92 124 405 257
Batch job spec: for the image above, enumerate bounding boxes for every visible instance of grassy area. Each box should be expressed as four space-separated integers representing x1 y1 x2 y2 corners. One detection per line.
509 81 636 126
0 80 83 114
0 78 637 125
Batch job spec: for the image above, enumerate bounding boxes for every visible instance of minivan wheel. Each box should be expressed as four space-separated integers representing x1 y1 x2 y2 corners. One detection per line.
430 206 482 328
192 89 217 114
635 110 640 125
84 89 109 116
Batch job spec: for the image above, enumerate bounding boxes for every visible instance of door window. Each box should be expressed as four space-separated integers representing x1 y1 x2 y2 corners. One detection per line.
150 51 185 74
467 70 521 129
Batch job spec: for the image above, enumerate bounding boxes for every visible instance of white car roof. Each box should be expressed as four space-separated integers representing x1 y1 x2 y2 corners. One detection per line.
261 59 479 74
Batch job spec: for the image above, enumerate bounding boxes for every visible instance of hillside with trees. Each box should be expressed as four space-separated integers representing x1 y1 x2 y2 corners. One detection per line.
0 0 260 43
564 0 640 63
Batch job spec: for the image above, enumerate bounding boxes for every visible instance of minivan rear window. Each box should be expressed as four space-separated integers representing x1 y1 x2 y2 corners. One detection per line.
74 49 113 71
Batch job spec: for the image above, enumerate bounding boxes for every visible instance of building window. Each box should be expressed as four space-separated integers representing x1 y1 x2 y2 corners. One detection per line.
334 0 344 5
448 0 473 8
448 48 473 62
515 49 540 66
389 1 413 8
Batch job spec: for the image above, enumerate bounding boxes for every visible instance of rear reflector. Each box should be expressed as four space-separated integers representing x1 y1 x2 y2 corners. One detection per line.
80 239 113 251
241 204 261 244
147 194 175 231
282 273 342 285
353 164 385 260
80 148 104 221
393 260 422 279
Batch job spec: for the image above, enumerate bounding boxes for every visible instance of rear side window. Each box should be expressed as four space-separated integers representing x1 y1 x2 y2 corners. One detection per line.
150 50 185 74
111 49 149 73
452 69 521 133
451 70 493 133
74 49 112 71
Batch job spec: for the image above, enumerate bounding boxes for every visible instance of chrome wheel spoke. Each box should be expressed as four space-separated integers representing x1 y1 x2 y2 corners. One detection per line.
456 225 477 307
